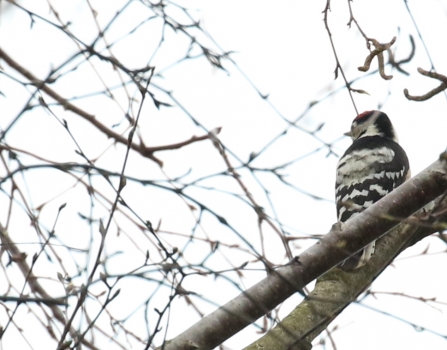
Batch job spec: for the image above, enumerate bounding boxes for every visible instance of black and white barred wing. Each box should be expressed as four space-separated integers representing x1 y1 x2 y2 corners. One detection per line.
335 138 409 223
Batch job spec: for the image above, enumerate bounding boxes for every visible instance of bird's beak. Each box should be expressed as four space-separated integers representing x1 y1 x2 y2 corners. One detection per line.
344 131 352 137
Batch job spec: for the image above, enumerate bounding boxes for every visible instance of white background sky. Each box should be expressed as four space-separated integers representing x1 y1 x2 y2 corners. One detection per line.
1 0 447 349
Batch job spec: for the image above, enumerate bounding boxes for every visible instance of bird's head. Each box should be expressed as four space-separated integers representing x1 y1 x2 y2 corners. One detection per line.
344 110 399 143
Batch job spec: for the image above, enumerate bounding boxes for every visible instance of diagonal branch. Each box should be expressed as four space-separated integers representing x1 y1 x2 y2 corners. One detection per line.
0 225 99 349
244 195 447 349
159 153 447 349
0 47 214 167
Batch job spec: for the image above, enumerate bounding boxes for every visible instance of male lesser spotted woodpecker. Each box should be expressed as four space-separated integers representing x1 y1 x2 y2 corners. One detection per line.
335 110 410 270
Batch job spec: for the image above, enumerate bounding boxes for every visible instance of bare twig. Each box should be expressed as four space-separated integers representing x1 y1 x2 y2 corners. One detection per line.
0 295 67 306
322 0 358 114
388 35 416 75
209 129 294 262
0 47 213 167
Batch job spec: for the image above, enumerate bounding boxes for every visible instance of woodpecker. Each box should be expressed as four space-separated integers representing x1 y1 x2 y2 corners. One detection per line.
335 110 410 270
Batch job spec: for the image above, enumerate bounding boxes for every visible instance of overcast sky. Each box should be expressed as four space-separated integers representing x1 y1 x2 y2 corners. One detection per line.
1 1 447 349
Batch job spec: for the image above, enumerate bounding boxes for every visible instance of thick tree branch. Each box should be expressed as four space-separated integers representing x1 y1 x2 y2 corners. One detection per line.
159 154 447 350
244 195 447 350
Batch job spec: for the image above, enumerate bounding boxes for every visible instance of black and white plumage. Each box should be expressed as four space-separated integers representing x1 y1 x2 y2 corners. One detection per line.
335 110 410 270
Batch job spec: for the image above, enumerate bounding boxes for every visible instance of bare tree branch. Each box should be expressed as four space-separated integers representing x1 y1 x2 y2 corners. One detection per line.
0 295 67 306
322 0 358 114
160 154 447 349
0 47 215 167
244 194 447 350
0 225 99 350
